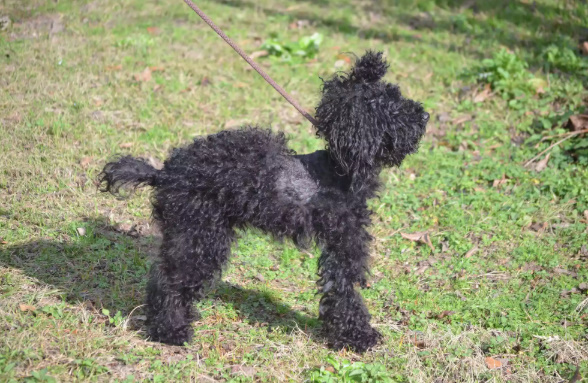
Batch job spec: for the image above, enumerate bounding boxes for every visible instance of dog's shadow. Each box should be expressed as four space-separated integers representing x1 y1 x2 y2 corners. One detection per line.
205 281 320 336
0 217 321 340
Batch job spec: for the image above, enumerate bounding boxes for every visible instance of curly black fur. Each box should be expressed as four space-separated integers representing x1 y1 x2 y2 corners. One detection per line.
99 51 429 353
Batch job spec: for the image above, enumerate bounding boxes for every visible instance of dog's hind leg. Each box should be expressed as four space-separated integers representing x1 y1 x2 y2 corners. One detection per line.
145 221 233 346
313 203 382 353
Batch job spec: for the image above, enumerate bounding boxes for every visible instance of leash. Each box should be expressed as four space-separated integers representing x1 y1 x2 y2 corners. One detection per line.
182 0 318 126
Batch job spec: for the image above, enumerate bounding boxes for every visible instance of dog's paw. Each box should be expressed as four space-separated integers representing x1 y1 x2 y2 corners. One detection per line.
328 325 382 353
149 325 193 346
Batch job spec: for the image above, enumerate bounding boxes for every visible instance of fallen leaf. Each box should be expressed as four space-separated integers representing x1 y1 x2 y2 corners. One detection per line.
529 222 548 233
149 66 165 72
200 76 210 86
79 157 92 168
464 246 478 258
453 115 472 125
19 303 36 312
336 54 352 63
485 356 502 369
134 67 152 82
565 114 588 132
119 142 133 148
473 84 492 103
411 339 427 349
492 174 508 188
534 152 550 172
231 365 256 377
433 310 455 319
325 366 335 373
400 231 435 252
554 267 578 278
254 273 265 282
234 82 248 88
415 263 430 275
249 50 268 60
116 222 133 233
146 26 160 35
529 77 547 95
76 227 86 236
0 16 11 31
441 241 449 252
561 288 577 298
106 64 122 71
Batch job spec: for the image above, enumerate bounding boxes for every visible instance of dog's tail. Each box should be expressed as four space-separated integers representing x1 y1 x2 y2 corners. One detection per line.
99 156 159 198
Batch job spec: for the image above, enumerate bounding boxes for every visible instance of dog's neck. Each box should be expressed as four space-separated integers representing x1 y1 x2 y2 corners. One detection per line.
295 150 382 200
344 166 382 200
328 153 382 199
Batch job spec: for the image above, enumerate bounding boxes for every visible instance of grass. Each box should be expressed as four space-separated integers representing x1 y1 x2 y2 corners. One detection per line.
1 0 587 381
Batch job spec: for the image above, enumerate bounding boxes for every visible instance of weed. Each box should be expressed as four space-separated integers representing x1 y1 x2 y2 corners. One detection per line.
102 308 125 327
467 48 538 104
309 356 394 383
542 45 587 74
261 33 323 62
25 369 56 383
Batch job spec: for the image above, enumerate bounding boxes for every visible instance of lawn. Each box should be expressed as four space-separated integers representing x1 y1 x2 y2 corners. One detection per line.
1 0 587 381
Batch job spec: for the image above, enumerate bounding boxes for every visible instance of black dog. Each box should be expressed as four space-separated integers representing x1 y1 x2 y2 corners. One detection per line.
100 51 428 352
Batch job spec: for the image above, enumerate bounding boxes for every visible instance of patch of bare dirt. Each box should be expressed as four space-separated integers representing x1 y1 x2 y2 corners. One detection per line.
9 14 64 40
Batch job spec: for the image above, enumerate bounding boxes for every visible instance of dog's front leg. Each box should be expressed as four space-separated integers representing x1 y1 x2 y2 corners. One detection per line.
314 207 381 353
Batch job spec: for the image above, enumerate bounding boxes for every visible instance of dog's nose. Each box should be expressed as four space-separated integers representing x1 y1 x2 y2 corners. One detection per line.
422 112 430 122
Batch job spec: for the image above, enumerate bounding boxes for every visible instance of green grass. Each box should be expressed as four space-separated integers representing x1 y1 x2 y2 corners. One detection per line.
1 0 588 381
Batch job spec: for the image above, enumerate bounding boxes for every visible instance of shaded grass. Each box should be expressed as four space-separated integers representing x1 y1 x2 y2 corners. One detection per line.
1 0 587 381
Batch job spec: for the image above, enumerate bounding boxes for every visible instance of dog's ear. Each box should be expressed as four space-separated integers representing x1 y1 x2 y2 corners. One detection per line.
349 50 389 83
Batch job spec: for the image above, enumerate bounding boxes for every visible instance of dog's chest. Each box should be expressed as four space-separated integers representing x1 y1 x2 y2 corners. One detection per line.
276 158 318 203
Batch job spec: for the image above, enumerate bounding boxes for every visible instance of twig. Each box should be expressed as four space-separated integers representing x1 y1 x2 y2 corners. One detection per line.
576 296 588 313
524 129 588 167
537 128 588 145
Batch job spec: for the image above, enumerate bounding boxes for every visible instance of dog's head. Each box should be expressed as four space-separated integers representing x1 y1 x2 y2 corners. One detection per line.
315 51 428 177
